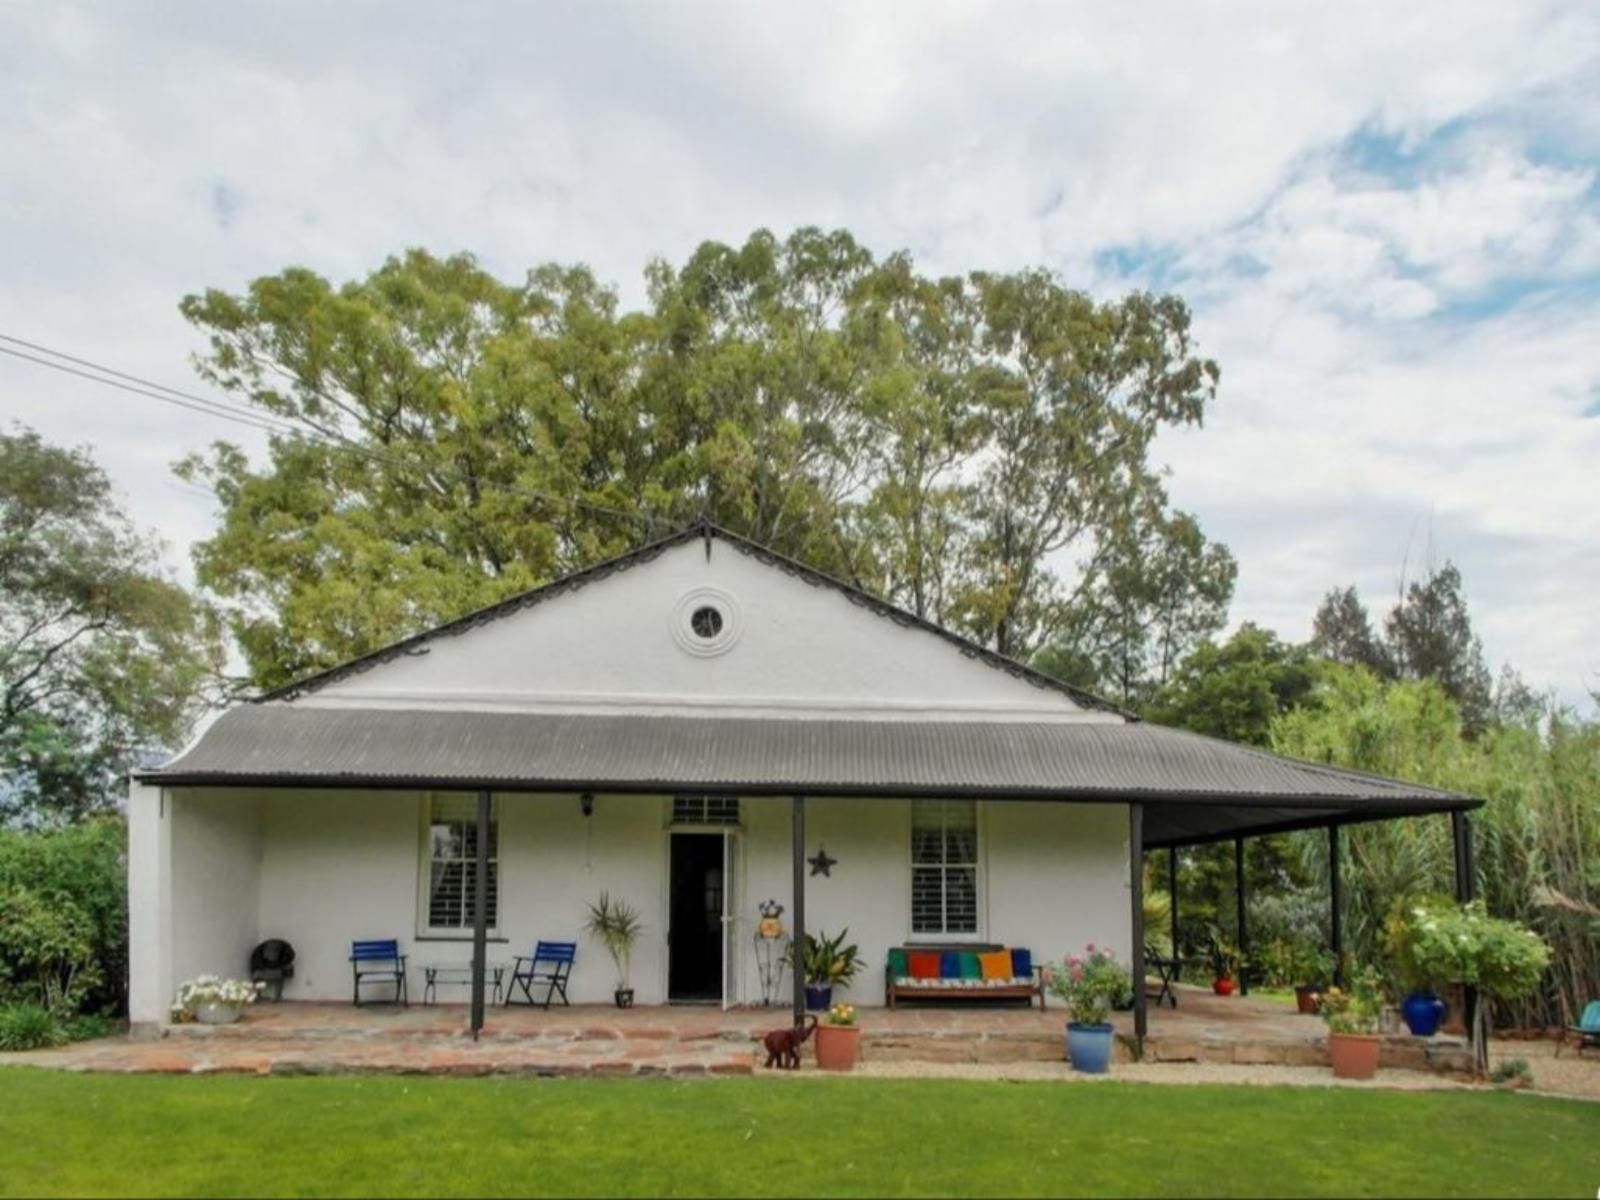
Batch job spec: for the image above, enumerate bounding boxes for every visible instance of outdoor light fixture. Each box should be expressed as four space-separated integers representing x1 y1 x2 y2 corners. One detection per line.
581 793 595 818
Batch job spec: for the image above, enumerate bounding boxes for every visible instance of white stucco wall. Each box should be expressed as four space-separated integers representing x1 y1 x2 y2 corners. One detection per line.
127 780 171 1026
140 789 1131 1010
300 540 1114 724
170 789 261 988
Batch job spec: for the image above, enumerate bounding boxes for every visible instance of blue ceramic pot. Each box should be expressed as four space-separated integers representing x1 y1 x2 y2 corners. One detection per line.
1066 1021 1115 1074
804 983 833 1012
1401 991 1446 1037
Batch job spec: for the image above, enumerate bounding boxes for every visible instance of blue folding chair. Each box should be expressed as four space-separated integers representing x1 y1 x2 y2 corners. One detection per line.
1559 1000 1600 1057
506 940 576 1009
349 939 408 1007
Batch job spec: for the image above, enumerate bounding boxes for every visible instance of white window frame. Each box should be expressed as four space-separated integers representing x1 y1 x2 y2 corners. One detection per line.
416 792 501 940
907 799 985 943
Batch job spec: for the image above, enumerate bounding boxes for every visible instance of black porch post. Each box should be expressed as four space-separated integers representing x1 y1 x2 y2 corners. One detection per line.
1452 811 1478 1046
1168 845 1179 961
792 795 806 1028
469 787 490 1041
1234 837 1249 997
1130 804 1147 1047
1328 824 1344 989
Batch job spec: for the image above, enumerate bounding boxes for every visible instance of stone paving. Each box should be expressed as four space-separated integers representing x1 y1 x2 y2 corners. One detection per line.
6 986 1479 1078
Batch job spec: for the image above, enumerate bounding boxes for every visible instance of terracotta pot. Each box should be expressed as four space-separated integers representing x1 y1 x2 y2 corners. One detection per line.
1295 986 1323 1015
1328 1032 1381 1080
814 1023 860 1071
1212 977 1236 996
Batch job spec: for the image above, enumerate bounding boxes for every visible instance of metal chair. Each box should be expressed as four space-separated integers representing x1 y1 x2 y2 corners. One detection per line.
505 940 576 1009
1558 999 1600 1057
250 939 296 1001
349 939 408 1007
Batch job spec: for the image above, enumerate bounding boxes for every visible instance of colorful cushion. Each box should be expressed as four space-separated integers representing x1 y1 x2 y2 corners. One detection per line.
939 951 963 979
978 950 1013 981
887 948 908 980
908 951 942 979
958 952 981 979
1011 948 1033 979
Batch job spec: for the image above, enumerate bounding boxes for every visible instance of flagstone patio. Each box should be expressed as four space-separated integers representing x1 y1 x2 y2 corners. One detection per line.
9 986 1476 1078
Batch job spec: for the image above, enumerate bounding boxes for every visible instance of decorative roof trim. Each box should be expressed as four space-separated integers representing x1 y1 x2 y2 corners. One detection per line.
258 519 1130 715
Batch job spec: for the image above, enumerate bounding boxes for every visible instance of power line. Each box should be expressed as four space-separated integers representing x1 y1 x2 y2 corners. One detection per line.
0 333 654 530
0 332 304 436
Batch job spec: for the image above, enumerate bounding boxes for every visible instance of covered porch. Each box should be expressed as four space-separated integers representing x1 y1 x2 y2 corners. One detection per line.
130 705 1484 1048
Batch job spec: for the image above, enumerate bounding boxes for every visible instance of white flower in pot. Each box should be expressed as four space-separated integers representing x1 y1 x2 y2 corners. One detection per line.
172 975 264 1025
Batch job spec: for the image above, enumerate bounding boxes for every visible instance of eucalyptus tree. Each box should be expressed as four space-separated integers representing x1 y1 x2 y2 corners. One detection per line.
0 429 221 824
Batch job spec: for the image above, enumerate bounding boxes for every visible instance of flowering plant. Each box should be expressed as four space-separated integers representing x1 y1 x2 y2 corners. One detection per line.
1318 967 1382 1035
823 1002 857 1027
1045 945 1131 1026
170 975 263 1021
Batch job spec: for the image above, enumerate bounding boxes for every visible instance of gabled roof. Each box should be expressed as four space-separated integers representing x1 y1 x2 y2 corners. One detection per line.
262 519 1127 714
145 519 1481 847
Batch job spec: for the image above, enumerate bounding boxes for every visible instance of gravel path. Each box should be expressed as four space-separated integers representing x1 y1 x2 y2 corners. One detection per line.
766 1038 1600 1100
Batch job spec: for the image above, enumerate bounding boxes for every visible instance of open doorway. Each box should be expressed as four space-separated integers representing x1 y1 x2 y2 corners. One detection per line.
668 832 724 1002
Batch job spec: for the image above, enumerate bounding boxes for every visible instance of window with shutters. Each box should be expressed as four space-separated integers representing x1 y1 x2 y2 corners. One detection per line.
671 795 741 826
418 794 498 935
910 800 980 937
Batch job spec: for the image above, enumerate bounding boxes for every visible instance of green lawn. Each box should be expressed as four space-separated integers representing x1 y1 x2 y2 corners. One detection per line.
1 1069 1594 1198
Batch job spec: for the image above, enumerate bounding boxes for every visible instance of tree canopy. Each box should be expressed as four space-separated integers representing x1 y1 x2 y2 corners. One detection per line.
0 429 221 825
178 230 1229 692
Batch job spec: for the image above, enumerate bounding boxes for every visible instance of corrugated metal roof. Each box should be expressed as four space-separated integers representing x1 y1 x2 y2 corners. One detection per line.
140 705 1475 846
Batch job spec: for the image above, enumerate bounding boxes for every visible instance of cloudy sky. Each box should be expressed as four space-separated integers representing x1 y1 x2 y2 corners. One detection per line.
2 2 1597 705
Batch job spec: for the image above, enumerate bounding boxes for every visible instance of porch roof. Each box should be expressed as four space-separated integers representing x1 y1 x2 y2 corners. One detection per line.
137 704 1477 847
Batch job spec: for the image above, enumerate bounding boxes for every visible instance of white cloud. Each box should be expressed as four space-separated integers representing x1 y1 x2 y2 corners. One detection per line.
0 0 1597 703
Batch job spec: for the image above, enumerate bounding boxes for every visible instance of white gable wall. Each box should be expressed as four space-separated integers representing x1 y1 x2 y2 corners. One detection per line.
302 541 1113 722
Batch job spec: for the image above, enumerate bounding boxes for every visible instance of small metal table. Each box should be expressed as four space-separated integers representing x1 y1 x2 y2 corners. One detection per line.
1145 951 1203 1009
421 963 508 1006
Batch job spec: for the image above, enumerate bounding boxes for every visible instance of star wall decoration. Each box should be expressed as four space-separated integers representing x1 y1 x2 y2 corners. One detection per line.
807 846 837 877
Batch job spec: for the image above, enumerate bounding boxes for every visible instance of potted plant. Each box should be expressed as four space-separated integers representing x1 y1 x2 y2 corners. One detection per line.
1206 925 1240 996
1320 966 1383 1079
584 892 643 1008
1387 899 1550 1074
788 929 862 1011
1047 945 1131 1074
171 975 263 1025
1291 945 1335 1015
814 1003 860 1071
1383 902 1448 1036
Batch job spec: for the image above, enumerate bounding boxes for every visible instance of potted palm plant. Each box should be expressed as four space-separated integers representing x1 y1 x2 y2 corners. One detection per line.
1321 966 1383 1079
1206 925 1240 995
788 929 861 1011
814 1003 860 1071
1047 945 1131 1074
584 892 643 1008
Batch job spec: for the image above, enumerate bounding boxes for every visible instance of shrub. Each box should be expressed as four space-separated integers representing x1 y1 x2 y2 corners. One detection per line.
61 1012 113 1042
0 884 101 1014
0 1002 67 1051
0 818 126 1015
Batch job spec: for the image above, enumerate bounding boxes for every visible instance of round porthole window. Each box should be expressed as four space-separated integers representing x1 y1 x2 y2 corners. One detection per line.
690 605 724 640
672 588 741 657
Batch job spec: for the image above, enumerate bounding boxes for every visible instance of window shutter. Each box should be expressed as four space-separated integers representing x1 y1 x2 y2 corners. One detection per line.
425 794 498 930
910 801 979 935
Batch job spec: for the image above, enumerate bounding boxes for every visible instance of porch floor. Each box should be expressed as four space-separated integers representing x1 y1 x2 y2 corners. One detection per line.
11 984 1485 1078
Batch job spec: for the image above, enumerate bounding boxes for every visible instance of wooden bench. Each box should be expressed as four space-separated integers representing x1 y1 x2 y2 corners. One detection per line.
884 944 1046 1010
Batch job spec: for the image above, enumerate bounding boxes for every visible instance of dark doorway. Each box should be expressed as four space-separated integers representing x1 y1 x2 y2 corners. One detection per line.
668 833 724 1002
